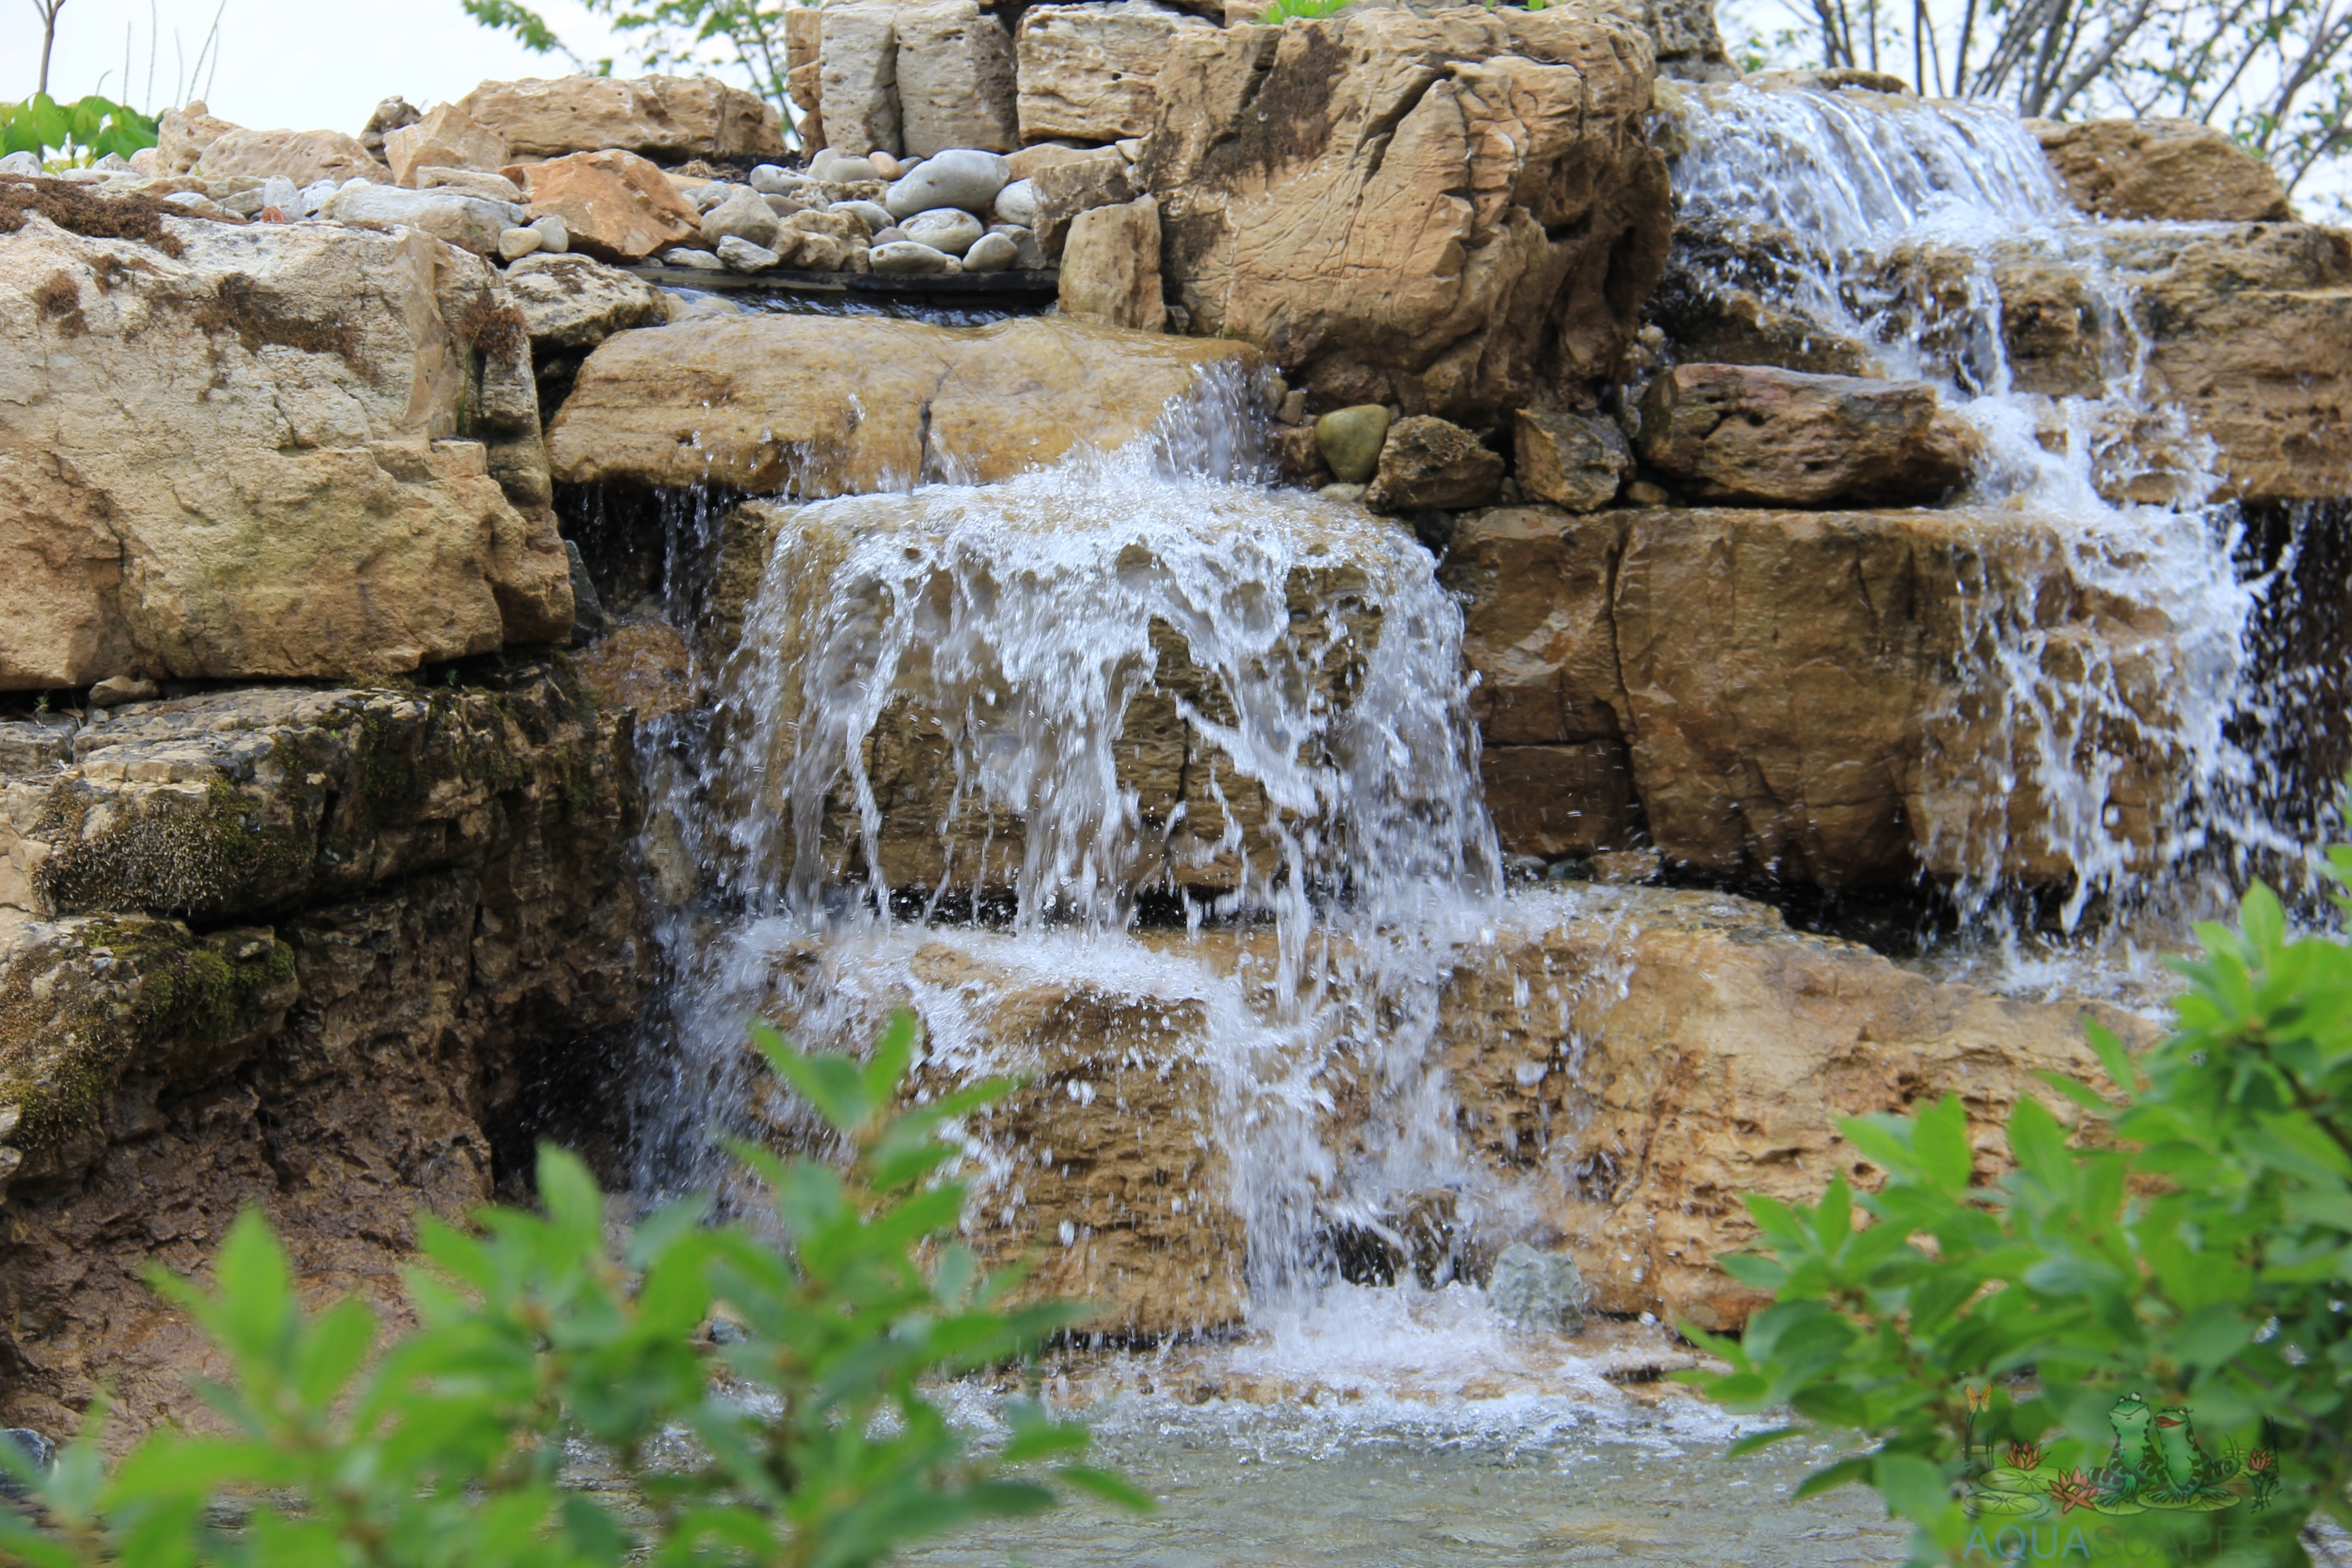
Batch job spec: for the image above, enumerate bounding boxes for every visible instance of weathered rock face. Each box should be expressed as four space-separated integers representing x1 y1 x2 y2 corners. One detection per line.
155 104 388 185
547 314 1257 494
1367 414 1504 511
1427 887 2155 1329
1635 363 1977 506
507 150 703 264
0 209 571 690
1141 4 1671 423
0 663 646 1440
2029 118 2293 222
820 0 906 156
895 0 1021 155
741 886 2142 1335
503 253 668 354
1057 196 1165 331
385 104 510 187
1442 504 2182 887
1016 2 1218 145
455 75 786 164
1979 224 2352 503
1515 406 1629 510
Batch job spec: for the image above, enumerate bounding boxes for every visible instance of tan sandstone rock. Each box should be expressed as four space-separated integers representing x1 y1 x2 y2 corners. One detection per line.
2030 117 2293 223
385 102 511 186
1015 1 1217 145
896 0 1021 155
1442 505 2183 888
1635 362 1978 506
546 313 1256 493
1514 407 1630 511
0 213 571 690
1141 4 1671 423
455 74 786 164
503 253 669 353
193 127 387 186
820 0 906 157
1366 414 1504 512
507 149 703 264
1057 196 1165 331
741 886 2146 1334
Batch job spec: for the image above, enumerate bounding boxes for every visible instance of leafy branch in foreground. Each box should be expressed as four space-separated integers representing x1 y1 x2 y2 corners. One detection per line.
1684 859 2352 1565
0 1012 1139 1568
1 95 156 165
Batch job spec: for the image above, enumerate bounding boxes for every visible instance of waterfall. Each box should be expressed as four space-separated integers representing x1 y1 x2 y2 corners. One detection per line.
626 370 1521 1316
1665 82 2313 964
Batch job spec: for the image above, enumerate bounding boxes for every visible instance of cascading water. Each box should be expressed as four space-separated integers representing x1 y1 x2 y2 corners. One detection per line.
1663 83 2320 979
622 368 1585 1323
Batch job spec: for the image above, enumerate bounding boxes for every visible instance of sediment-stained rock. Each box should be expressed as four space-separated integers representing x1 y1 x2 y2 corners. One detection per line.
547 314 1256 493
1141 4 1670 422
0 210 571 689
1442 504 2182 887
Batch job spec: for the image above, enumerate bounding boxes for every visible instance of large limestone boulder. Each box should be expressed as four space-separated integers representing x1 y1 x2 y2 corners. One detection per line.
1442 504 2185 888
384 103 510 186
2029 118 2293 222
0 661 646 1439
453 74 786 164
0 210 571 690
1431 887 2156 1329
546 314 1258 493
1015 2 1217 145
1140 4 1671 423
742 886 2144 1334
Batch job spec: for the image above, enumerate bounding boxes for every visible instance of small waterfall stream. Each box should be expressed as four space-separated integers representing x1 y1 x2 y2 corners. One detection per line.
595 82 2342 1408
1665 83 2321 975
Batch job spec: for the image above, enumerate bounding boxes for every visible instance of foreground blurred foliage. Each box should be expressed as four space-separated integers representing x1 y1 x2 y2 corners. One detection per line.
1689 842 2352 1564
0 1014 1138 1568
0 96 157 165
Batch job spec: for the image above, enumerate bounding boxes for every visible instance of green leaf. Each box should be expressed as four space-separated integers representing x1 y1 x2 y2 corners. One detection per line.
1725 1426 1804 1458
1792 1456 1873 1499
1914 1094 1975 1192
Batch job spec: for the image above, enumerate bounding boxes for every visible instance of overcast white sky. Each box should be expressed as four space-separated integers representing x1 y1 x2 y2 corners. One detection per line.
5 0 630 130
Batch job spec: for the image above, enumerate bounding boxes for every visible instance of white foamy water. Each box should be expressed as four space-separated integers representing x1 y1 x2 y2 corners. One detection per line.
1668 82 2320 967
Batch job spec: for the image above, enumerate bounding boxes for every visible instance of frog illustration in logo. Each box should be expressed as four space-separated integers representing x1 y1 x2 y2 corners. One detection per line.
1964 1392 2247 1518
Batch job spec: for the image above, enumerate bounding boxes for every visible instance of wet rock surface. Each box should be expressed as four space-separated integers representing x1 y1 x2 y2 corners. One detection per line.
1443 504 2184 887
747 886 2142 1336
0 662 645 1440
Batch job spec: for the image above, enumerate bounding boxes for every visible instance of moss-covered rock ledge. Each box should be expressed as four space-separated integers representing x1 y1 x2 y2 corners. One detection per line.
0 660 646 1441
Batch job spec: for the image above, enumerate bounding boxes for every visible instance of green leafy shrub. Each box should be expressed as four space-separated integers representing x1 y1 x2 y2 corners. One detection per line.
1685 860 2352 1565
0 96 158 166
0 1014 1140 1568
